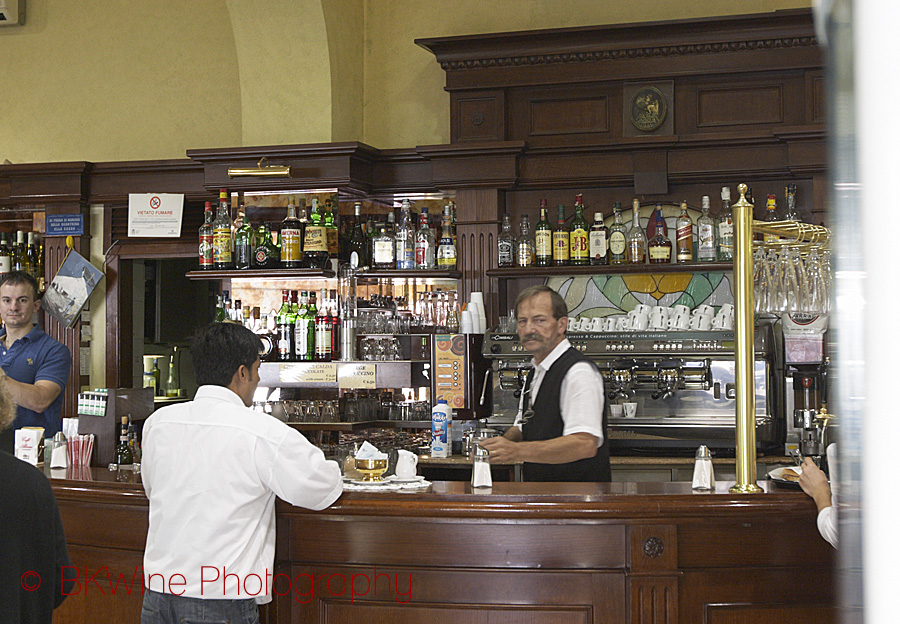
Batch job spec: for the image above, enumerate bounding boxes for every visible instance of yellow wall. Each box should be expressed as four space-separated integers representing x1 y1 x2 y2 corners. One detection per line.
0 0 810 163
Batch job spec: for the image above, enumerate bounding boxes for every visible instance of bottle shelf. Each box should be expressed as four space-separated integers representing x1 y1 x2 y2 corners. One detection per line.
356 269 462 280
486 262 733 278
186 268 336 280
287 420 432 432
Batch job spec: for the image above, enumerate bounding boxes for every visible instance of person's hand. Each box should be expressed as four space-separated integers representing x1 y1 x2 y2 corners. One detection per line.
477 436 521 464
798 457 832 511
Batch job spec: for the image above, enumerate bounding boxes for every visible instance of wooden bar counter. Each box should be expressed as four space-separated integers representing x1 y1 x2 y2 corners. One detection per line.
48 467 835 624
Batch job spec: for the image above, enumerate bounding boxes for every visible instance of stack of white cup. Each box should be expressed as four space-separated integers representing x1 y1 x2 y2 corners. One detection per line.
468 292 487 335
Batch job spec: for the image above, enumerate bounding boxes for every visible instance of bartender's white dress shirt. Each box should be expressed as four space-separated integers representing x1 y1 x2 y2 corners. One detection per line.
141 385 343 603
513 338 605 446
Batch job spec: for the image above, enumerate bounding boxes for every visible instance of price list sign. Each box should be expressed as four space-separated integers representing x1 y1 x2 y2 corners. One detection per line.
278 363 337 385
433 334 466 409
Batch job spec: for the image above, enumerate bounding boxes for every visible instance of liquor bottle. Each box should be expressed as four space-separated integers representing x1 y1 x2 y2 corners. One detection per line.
534 199 552 267
35 235 44 291
253 223 280 268
0 232 12 278
569 194 589 266
348 203 369 266
414 206 436 269
626 199 647 264
784 184 801 221
327 289 341 361
213 189 233 269
675 201 694 263
648 204 672 264
232 298 242 322
717 186 734 261
373 223 395 269
294 291 312 361
314 289 332 362
608 203 627 265
278 203 303 268
394 200 414 269
516 213 535 268
115 416 133 466
214 294 227 322
552 205 569 266
589 210 609 266
436 205 457 270
450 201 457 248
763 194 780 242
697 196 717 262
324 198 339 256
165 351 179 398
13 231 29 274
645 205 668 241
497 213 515 267
301 199 329 269
26 233 38 279
276 290 293 361
234 208 253 270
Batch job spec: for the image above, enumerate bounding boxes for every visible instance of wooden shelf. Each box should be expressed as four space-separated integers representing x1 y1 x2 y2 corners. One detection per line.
185 268 336 280
356 269 462 280
486 262 733 278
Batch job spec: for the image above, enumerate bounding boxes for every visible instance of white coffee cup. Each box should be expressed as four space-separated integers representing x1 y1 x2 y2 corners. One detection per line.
672 305 690 316
610 404 625 418
690 313 713 331
615 316 630 332
632 304 652 316
603 317 617 332
591 317 605 332
693 305 715 317
395 449 419 479
623 402 638 418
568 317 579 331
712 313 734 330
717 303 734 317
668 311 690 330
649 308 669 330
578 318 593 332
628 312 650 331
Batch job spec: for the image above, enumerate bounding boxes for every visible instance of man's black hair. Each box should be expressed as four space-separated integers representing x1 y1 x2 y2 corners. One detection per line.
0 270 40 300
190 322 261 387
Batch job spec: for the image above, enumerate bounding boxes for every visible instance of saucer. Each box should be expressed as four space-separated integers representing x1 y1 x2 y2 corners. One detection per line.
387 475 425 484
351 479 392 486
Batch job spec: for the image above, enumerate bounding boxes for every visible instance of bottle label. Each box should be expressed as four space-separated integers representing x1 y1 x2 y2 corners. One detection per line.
374 240 394 265
303 226 328 253
718 220 733 240
627 240 645 263
516 243 534 267
609 231 626 256
498 240 513 265
552 232 569 261
437 242 457 268
235 242 252 268
213 228 232 264
199 234 213 267
764 232 780 243
570 229 588 260
295 320 309 358
649 246 670 260
415 240 435 268
535 230 552 258
589 231 607 259
281 228 302 263
315 323 332 357
676 224 693 261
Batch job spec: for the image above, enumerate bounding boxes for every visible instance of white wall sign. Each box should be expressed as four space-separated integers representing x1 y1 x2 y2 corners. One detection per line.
127 193 184 237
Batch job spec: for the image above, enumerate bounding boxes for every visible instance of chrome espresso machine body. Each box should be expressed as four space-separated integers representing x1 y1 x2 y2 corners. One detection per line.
483 326 783 454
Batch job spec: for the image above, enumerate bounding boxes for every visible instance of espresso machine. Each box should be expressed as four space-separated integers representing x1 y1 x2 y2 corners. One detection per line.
483 325 783 454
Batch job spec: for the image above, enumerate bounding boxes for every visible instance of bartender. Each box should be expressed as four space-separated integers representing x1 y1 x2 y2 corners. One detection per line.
0 271 71 454
480 285 611 481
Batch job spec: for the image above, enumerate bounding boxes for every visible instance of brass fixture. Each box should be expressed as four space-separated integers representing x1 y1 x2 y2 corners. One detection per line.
227 157 292 178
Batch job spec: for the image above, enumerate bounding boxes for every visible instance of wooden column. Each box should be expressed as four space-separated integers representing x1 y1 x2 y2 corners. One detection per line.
455 188 503 325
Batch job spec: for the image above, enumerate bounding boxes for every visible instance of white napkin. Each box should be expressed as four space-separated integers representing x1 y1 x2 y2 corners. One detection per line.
355 440 388 460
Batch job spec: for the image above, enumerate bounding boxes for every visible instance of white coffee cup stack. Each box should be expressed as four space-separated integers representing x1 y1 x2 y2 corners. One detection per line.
469 292 487 335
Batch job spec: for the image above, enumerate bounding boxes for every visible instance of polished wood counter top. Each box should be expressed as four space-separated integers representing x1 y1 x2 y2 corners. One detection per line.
46 465 815 521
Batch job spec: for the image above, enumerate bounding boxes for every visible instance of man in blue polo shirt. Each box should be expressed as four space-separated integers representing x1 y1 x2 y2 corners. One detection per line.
0 271 71 454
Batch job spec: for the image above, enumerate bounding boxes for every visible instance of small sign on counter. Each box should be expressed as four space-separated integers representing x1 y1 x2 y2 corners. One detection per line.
278 362 337 384
338 363 377 389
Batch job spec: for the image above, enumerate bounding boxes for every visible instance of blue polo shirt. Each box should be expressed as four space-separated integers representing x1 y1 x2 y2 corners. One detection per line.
0 325 71 438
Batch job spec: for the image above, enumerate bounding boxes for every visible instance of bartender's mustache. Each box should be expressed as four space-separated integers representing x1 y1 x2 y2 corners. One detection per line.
521 333 544 342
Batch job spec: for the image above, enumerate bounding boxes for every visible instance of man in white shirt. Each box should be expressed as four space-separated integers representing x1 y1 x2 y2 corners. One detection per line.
480 285 610 481
140 322 343 624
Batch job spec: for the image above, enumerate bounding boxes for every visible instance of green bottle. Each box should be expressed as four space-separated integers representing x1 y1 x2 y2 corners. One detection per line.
234 210 253 269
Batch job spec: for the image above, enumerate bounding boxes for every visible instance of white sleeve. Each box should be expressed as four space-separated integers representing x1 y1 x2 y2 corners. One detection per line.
559 362 605 445
817 505 838 548
260 427 343 511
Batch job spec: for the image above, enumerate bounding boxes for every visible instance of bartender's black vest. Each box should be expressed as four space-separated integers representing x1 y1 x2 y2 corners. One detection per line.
521 347 612 482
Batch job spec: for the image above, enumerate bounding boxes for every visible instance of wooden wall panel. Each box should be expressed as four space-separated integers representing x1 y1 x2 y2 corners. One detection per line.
696 85 785 128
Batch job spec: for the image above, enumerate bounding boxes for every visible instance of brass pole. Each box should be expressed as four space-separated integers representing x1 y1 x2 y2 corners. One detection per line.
730 183 763 494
